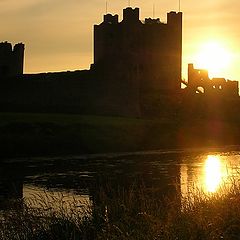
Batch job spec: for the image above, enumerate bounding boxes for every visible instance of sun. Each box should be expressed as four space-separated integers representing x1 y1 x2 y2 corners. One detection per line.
194 41 232 78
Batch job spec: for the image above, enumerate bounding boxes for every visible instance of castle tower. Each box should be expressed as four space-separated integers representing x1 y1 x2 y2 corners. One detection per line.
167 12 183 90
93 7 182 94
0 42 25 79
122 7 140 24
13 43 25 75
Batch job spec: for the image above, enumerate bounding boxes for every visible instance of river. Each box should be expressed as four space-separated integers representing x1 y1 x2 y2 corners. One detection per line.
1 147 240 211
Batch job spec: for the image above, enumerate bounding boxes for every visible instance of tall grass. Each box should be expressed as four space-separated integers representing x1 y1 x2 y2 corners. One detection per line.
1 179 240 239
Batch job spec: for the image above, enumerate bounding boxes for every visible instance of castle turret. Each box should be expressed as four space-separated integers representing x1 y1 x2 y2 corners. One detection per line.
167 11 182 28
0 42 25 79
103 14 119 24
13 43 25 75
123 7 140 24
167 12 183 90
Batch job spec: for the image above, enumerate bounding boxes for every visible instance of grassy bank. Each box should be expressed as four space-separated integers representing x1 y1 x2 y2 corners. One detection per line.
1 180 240 239
0 112 161 157
0 112 239 158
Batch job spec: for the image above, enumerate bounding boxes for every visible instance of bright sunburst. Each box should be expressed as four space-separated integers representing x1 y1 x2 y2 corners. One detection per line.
194 41 232 78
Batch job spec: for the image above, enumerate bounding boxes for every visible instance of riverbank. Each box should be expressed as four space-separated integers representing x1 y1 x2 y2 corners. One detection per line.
0 112 240 158
1 179 240 239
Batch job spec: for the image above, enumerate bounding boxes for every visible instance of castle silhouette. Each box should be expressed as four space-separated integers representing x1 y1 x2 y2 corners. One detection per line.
0 7 239 117
0 42 24 78
93 7 182 93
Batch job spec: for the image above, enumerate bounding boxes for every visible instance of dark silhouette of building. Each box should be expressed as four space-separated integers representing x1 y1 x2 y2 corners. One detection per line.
185 63 239 97
93 7 182 93
0 7 239 118
0 42 24 79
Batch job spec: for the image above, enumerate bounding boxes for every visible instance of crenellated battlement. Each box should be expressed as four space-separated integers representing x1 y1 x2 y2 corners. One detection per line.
103 14 119 24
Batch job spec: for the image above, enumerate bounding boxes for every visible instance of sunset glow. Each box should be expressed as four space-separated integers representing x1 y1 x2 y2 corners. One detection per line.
0 1 240 82
194 41 232 78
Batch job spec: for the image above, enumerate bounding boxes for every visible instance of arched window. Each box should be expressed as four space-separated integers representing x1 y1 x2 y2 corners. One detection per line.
196 86 204 94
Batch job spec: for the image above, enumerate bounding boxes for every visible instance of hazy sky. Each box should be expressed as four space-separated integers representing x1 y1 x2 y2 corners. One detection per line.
0 0 240 81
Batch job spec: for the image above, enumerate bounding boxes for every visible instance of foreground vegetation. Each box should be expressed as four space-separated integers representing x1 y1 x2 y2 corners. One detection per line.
0 112 240 158
1 180 240 240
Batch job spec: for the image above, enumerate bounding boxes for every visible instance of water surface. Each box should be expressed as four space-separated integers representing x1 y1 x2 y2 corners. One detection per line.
1 147 240 210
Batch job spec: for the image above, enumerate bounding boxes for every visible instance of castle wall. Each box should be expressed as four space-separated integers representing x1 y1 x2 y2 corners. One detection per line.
0 70 141 117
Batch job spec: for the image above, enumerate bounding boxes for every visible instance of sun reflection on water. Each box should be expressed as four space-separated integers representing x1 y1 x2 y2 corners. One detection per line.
180 154 234 201
203 155 228 193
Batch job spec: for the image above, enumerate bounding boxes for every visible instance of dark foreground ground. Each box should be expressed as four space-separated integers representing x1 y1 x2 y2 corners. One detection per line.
1 177 240 240
0 112 240 158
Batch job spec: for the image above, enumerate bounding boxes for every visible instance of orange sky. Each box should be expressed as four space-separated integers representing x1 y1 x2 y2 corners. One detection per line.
0 0 240 82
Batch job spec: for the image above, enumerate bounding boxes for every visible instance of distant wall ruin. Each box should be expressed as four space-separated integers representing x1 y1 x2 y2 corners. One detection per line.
186 64 239 97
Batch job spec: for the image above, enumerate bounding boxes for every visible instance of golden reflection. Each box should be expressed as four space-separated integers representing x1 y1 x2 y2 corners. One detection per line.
204 155 228 193
180 154 240 201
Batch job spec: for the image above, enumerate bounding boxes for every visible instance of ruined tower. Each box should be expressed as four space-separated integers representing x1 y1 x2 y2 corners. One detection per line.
187 63 239 97
0 42 25 79
93 7 182 94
